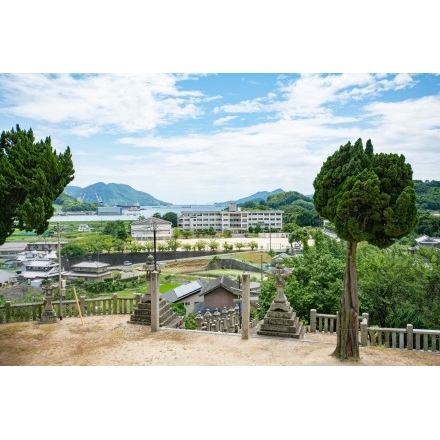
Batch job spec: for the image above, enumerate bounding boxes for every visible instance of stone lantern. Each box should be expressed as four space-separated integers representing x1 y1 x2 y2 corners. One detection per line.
142 254 155 302
39 281 58 324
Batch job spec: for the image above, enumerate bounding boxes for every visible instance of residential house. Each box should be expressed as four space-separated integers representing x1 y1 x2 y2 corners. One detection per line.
26 241 66 252
415 235 440 248
0 242 28 259
77 224 92 232
199 275 242 311
63 261 113 282
130 217 172 241
21 259 62 283
161 279 208 315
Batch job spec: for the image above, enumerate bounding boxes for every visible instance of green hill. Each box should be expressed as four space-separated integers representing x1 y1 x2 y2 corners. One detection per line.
64 182 171 206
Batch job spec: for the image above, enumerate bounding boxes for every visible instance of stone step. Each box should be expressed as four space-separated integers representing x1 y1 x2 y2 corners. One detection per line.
257 328 304 339
259 323 300 334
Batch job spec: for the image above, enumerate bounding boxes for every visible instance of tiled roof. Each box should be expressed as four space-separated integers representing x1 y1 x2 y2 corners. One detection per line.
200 275 241 297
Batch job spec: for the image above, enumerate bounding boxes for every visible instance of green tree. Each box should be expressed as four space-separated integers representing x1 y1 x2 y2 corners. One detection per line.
102 220 128 240
0 125 74 245
313 138 418 360
288 226 309 250
162 212 178 227
208 239 220 251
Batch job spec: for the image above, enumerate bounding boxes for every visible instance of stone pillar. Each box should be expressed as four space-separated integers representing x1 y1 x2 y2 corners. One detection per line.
407 324 414 350
113 294 118 314
242 273 250 340
80 295 86 316
310 309 317 332
213 308 220 331
5 301 11 323
151 270 160 332
360 318 368 347
195 312 203 330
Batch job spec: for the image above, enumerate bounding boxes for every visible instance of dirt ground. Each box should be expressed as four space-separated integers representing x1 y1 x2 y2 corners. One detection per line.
1 314 440 366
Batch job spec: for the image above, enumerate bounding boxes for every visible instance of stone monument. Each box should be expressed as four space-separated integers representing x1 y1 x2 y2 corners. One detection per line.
128 255 182 328
257 257 305 339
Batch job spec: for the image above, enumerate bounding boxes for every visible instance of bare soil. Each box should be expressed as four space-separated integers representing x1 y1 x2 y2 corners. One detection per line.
1 314 439 366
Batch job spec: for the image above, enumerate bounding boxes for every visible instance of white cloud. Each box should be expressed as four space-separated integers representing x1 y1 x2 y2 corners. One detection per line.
213 115 237 126
0 73 206 133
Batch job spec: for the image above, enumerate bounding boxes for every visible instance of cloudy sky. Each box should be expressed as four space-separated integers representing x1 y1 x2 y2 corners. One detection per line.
1 3 438 205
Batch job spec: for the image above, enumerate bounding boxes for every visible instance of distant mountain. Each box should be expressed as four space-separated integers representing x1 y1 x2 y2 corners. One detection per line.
64 182 171 206
217 188 285 205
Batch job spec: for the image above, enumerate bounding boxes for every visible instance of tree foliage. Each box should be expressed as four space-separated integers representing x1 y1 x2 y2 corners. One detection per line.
102 220 128 240
258 230 345 321
0 125 75 245
313 138 418 360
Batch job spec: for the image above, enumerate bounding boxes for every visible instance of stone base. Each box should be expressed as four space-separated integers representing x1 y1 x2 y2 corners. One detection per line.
39 310 58 324
257 307 305 339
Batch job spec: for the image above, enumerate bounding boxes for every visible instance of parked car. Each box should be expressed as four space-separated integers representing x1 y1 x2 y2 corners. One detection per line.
123 261 132 266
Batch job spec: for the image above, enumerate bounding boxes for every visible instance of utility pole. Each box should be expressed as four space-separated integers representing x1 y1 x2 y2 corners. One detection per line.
54 223 63 320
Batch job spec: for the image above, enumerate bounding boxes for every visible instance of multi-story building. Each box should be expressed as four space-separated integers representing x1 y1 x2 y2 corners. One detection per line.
130 217 172 241
177 203 283 234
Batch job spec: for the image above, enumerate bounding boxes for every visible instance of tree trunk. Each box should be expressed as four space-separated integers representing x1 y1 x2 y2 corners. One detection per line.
332 240 360 360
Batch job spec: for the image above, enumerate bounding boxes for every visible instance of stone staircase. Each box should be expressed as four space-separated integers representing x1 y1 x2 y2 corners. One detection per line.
128 295 183 329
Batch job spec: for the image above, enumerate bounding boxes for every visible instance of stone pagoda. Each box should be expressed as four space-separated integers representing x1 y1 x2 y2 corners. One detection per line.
257 257 305 339
128 255 182 328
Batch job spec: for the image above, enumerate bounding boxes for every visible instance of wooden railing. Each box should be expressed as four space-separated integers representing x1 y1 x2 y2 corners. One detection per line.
361 322 440 352
309 309 368 334
0 294 141 324
310 309 440 352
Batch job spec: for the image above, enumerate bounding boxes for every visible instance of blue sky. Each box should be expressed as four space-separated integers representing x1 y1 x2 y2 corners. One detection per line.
1 3 438 205
1 73 438 204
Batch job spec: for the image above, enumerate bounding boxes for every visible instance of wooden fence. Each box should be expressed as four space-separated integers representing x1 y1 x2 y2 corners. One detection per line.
0 294 141 324
309 309 440 353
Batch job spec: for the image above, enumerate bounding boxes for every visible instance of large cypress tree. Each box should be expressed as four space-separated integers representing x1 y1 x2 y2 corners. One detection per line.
0 124 75 245
313 138 418 360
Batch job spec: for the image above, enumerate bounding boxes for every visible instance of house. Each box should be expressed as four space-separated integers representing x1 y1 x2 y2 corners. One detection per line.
130 217 172 241
0 242 28 259
77 224 92 232
26 241 66 252
63 261 113 282
161 279 208 315
415 235 440 248
21 259 62 283
199 275 241 311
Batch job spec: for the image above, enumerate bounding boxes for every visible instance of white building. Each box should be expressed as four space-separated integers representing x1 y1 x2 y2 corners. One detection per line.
178 203 283 234
130 217 173 241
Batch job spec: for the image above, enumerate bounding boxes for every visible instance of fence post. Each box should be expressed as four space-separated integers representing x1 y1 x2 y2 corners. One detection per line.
407 324 413 350
310 309 317 332
5 301 11 323
242 273 250 340
360 318 368 346
79 296 85 316
113 294 118 314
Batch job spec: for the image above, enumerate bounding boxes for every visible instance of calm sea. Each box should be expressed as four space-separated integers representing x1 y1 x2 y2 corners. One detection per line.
50 204 228 222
